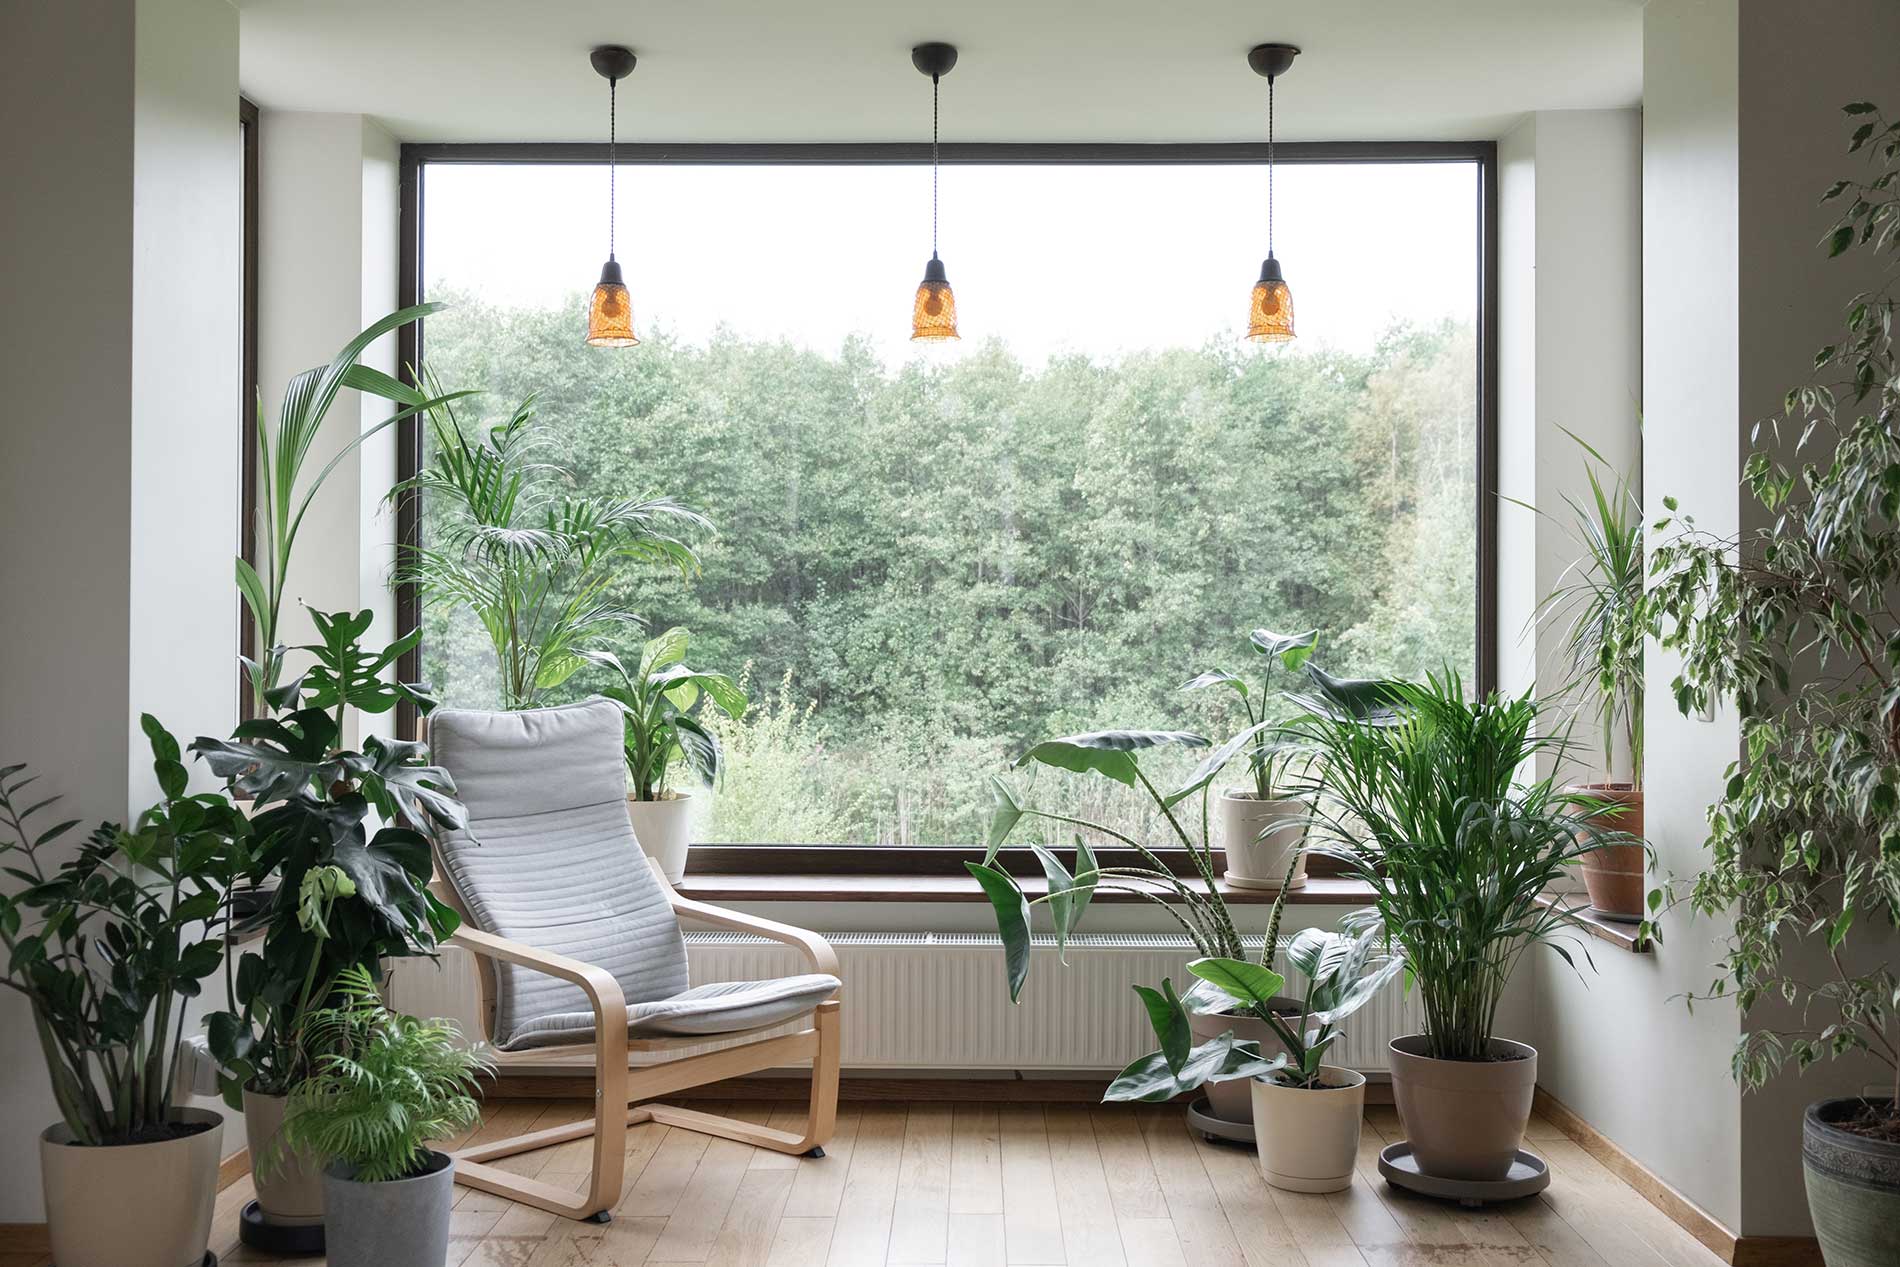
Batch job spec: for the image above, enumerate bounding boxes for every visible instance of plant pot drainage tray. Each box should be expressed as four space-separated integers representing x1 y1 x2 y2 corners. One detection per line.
1185 1097 1256 1147
1377 1142 1550 1206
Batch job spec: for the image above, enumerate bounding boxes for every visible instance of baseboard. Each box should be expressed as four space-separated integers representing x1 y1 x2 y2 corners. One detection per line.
219 1145 251 1189
1532 1088 1822 1267
0 1224 50 1253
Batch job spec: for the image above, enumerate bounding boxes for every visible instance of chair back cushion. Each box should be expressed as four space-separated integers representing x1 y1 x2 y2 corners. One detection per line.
428 697 690 1049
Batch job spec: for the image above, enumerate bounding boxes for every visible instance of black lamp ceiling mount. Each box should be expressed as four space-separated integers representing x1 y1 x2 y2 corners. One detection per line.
590 44 637 82
1247 42 1300 80
910 42 959 79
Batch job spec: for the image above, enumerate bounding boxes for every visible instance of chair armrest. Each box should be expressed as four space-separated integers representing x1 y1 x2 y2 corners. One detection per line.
648 859 841 978
449 924 629 1018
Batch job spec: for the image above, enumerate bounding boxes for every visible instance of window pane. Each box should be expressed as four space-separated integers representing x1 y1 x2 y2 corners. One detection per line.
418 159 1478 846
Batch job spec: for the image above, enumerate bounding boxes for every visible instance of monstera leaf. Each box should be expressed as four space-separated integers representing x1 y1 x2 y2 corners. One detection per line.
191 709 346 807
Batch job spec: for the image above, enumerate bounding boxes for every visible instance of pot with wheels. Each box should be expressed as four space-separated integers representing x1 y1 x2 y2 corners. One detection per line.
1387 1034 1537 1180
1187 998 1301 1127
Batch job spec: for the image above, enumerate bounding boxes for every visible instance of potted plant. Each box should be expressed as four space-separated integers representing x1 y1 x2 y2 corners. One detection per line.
194 608 467 1251
1515 428 1648 919
1183 627 1319 890
970 672 1371 1131
391 389 708 712
1295 671 1616 1182
270 965 490 1267
586 629 749 881
0 718 251 1267
1644 100 1900 1266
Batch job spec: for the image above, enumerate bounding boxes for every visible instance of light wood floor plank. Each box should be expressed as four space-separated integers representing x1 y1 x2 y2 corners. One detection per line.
826 1105 906 1266
889 1105 954 1265
768 1216 838 1267
784 1105 862 1219
1138 1106 1247 1267
1089 1108 1169 1220
1042 1106 1125 1267
1185 1126 1303 1266
649 1116 758 1263
997 1106 1065 1265
949 1103 1004 1216
1114 1217 1189 1267
945 1212 1007 1267
706 1168 797 1267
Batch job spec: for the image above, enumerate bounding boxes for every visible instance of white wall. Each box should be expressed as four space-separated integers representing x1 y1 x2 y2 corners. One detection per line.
254 111 407 746
0 0 240 1223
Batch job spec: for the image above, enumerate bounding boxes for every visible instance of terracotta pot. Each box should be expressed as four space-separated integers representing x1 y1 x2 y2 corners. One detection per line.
626 791 694 882
40 1105 223 1267
1387 1034 1536 1181
1188 1000 1300 1125
1251 1066 1366 1192
1569 783 1646 921
1803 1097 1900 1267
245 1088 325 1225
1217 789 1309 891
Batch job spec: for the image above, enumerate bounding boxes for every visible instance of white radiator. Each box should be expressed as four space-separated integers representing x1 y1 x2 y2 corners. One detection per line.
680 931 1419 1075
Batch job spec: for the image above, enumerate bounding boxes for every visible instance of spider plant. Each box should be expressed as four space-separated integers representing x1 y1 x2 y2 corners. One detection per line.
239 305 473 715
1510 426 1645 785
1292 672 1617 1062
391 387 709 710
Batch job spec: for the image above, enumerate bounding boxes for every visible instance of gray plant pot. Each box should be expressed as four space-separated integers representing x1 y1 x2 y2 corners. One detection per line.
322 1150 455 1267
1803 1097 1900 1267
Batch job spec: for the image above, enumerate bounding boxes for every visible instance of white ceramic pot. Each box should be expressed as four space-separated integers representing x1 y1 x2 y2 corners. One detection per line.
626 792 694 882
1217 788 1309 891
1187 1001 1300 1125
245 1088 325 1225
1250 1066 1367 1192
40 1106 223 1267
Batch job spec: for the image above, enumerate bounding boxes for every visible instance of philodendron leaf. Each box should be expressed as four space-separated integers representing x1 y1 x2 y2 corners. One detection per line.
1017 730 1209 788
986 776 1025 862
1102 1030 1288 1104
1187 957 1287 1011
1164 719 1278 808
1031 842 1095 964
1182 670 1248 698
1250 628 1320 672
1289 664 1410 724
965 862 1033 1003
1132 978 1193 1074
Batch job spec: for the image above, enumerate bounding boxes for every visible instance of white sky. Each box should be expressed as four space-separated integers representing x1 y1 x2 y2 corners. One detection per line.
424 161 1478 366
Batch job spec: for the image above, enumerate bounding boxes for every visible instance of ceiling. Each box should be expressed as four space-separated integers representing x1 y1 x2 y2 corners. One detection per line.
237 0 1642 145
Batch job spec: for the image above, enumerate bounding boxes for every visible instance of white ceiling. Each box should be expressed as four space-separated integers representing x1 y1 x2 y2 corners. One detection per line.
237 0 1643 145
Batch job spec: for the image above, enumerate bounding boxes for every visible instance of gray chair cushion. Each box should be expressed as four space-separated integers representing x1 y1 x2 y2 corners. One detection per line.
429 698 693 1050
506 972 843 1050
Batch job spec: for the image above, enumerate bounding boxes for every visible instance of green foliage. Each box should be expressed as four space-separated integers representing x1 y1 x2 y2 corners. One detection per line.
585 628 748 801
193 614 467 1102
1183 627 1319 798
417 303 1478 843
1513 428 1645 783
241 306 472 714
270 966 490 1184
1645 103 1900 1099
1295 674 1618 1061
0 720 251 1145
394 389 708 710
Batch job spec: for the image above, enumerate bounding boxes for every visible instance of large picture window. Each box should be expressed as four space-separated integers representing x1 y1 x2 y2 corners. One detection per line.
402 145 1494 849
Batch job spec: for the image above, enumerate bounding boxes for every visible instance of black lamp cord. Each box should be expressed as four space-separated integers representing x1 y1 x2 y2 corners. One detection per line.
608 75 618 262
1267 73 1276 260
931 72 941 259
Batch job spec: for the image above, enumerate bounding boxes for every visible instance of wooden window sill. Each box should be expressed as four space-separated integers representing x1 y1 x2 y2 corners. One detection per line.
1534 893 1652 953
673 872 1379 905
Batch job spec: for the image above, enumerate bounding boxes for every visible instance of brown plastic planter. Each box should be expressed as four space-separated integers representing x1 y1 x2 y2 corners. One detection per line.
1570 783 1646 921
1388 1035 1537 1181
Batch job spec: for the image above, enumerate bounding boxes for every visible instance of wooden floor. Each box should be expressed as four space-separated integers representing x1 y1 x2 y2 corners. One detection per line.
191 1098 1726 1267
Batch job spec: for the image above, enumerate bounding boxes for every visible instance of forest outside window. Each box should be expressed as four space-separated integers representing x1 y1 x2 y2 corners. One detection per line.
407 149 1491 851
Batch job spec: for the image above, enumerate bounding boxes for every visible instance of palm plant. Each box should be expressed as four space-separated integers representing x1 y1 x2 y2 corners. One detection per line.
392 389 709 710
239 305 472 715
269 965 490 1183
584 629 748 801
1293 672 1614 1061
1513 427 1645 784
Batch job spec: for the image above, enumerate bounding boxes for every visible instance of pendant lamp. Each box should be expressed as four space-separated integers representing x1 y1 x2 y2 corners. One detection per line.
586 44 639 347
1246 43 1300 343
910 42 960 342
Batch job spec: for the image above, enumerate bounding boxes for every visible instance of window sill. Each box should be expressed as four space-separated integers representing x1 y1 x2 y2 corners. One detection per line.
674 872 1379 905
1534 893 1652 953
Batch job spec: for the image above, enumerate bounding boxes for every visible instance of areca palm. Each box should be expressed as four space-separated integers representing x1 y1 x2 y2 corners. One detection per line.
394 389 709 709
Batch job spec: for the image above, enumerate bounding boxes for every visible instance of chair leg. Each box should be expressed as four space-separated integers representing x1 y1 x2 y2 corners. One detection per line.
643 1000 843 1157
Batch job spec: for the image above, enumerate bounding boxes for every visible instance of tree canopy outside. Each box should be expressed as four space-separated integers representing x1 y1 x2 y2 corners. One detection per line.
417 295 1476 846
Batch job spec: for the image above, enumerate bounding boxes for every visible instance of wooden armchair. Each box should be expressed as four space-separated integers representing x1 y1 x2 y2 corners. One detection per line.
425 699 841 1223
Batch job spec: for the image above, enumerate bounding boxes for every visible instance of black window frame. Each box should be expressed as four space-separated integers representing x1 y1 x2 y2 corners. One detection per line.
239 97 260 722
394 140 1500 875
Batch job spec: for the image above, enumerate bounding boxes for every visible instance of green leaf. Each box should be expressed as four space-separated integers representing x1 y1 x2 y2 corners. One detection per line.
1164 720 1279 808
1016 730 1208 787
1250 627 1320 672
1182 670 1248 698
965 862 1033 1003
1186 957 1286 1010
985 777 1025 862
1102 1031 1287 1103
1827 225 1855 256
1828 908 1854 948
1131 978 1192 1074
1031 843 1094 963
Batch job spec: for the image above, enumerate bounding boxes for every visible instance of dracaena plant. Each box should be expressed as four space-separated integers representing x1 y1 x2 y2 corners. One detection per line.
391 387 709 710
1182 628 1319 800
1643 101 1900 1108
239 305 472 716
192 609 466 1104
0 718 251 1145
583 629 749 802
1292 672 1616 1062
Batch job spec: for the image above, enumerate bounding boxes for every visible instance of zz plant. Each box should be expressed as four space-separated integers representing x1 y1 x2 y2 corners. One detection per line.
1645 101 1900 1107
194 609 466 1105
0 719 251 1144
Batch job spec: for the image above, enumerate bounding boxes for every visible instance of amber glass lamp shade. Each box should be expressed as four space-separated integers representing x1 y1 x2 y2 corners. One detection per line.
1247 255 1295 343
911 255 959 342
586 259 638 347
